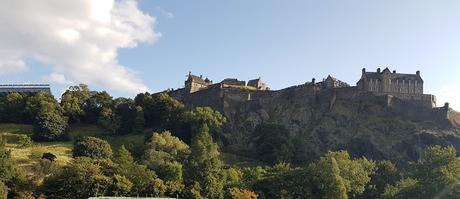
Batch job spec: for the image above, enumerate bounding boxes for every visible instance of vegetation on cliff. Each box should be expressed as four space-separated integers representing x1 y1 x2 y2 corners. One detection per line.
0 84 459 198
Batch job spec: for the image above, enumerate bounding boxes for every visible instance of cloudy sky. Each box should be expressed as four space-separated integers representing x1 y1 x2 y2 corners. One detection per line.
1 0 459 110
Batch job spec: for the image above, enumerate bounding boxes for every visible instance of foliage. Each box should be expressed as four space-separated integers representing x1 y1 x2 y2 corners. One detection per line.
72 136 112 159
97 107 120 134
29 92 68 141
40 157 116 199
361 160 400 199
114 146 167 197
134 92 184 130
143 131 190 181
184 125 224 199
17 135 32 148
60 84 91 123
112 98 144 135
179 107 226 143
310 151 375 198
228 188 258 199
384 145 460 199
0 137 14 182
0 92 28 123
0 180 7 199
33 111 68 141
252 123 294 164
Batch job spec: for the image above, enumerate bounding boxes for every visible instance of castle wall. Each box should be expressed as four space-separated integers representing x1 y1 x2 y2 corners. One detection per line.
448 110 460 128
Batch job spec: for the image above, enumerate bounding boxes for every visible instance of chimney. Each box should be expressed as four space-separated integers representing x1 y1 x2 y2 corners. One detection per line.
362 68 366 74
445 102 450 109
312 78 316 84
200 75 203 79
393 70 396 73
377 68 381 73
416 71 420 76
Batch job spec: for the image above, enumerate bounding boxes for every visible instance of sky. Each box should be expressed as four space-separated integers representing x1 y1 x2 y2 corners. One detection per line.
0 0 459 109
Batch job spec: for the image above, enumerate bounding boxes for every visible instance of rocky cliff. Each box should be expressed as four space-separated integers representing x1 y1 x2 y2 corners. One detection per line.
172 85 460 165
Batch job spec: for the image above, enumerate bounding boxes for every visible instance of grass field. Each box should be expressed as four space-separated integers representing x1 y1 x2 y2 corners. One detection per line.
1 123 260 175
0 123 145 171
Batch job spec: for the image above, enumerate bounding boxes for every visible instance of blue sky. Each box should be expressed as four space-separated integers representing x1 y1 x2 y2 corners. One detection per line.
1 0 460 109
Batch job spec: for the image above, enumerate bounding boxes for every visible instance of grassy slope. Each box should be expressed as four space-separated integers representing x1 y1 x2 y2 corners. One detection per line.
0 123 144 171
1 123 261 175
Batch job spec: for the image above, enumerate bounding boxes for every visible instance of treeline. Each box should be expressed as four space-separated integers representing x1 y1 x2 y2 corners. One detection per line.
2 135 460 198
0 84 225 143
1 85 460 198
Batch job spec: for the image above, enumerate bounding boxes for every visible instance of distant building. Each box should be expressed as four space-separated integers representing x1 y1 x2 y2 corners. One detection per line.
247 78 269 90
357 67 423 95
184 72 212 93
323 75 350 88
221 78 246 86
0 84 51 96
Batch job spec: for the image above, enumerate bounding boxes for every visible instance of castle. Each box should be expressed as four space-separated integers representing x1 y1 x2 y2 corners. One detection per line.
167 68 435 107
162 68 459 127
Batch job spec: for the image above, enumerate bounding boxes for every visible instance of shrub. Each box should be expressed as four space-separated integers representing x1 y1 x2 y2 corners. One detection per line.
229 188 258 199
17 135 32 148
0 181 7 199
72 136 112 159
33 112 68 141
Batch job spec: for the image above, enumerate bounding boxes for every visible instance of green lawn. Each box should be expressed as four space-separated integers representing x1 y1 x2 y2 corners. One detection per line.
0 123 145 169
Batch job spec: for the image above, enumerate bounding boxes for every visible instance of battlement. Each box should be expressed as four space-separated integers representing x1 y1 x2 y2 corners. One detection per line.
163 69 453 117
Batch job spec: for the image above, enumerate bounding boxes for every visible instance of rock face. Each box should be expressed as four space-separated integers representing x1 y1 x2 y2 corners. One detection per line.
170 84 460 165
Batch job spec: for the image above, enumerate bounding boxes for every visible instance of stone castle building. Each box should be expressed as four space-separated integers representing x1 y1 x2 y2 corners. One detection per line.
161 68 459 127
0 84 51 96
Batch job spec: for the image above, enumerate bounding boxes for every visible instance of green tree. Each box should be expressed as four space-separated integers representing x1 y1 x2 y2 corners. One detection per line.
310 151 375 198
27 92 68 141
0 92 27 123
0 136 14 182
40 157 115 199
184 125 224 199
113 98 144 135
385 145 460 199
84 91 113 123
72 137 113 159
315 156 348 199
135 93 184 130
252 123 294 164
361 160 400 199
114 146 166 197
97 107 120 134
60 84 91 123
143 131 190 181
382 178 418 199
180 107 226 143
33 111 68 141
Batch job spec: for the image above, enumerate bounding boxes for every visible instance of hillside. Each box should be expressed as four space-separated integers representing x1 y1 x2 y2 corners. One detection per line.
0 124 145 172
206 87 460 165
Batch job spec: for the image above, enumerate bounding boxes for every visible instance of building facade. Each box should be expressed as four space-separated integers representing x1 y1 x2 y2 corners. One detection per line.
357 68 423 95
0 84 51 96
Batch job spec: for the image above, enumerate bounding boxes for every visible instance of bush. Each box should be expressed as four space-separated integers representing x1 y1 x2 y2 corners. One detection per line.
33 112 68 141
0 181 7 199
228 188 258 199
72 136 113 159
17 135 32 148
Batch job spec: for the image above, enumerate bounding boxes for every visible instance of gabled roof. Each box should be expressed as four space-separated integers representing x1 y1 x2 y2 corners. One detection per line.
187 75 208 84
248 78 260 85
362 68 423 82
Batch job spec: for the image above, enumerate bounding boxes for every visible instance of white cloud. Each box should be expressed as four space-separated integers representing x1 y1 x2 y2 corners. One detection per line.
0 60 28 74
156 6 175 19
44 73 74 85
431 84 460 111
0 0 160 93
